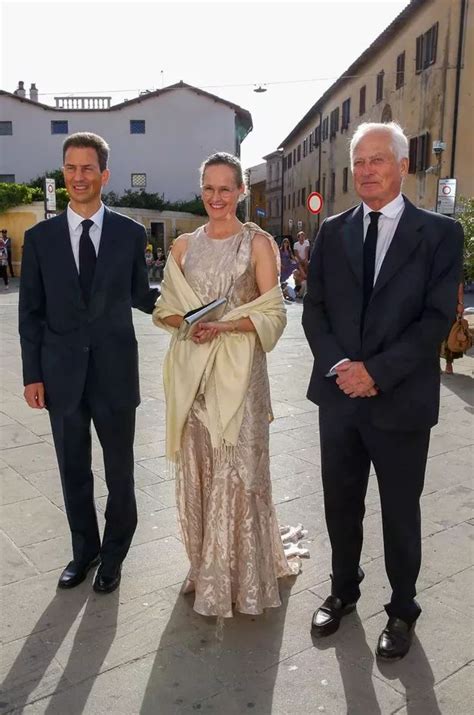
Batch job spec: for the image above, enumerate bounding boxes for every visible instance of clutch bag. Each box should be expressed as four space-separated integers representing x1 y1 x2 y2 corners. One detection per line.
178 297 227 340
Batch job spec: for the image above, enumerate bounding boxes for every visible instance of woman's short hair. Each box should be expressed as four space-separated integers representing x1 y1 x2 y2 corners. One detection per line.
349 122 409 167
63 132 110 172
199 152 245 190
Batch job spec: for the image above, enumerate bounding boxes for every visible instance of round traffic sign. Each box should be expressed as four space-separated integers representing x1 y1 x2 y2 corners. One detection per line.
307 191 323 214
442 185 451 195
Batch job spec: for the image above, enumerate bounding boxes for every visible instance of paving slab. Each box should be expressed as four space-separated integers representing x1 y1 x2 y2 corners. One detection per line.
1 292 473 714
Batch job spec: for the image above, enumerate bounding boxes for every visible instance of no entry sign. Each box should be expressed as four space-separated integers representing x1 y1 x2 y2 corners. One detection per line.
307 191 323 215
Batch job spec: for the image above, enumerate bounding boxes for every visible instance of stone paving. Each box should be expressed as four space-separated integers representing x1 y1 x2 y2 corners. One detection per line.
1 277 473 714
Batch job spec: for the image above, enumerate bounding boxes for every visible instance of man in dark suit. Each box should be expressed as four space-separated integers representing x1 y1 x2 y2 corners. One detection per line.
302 122 463 659
19 133 159 594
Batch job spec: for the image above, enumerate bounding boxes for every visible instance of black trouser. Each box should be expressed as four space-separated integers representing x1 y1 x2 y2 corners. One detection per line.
49 394 137 576
319 406 430 624
0 265 8 285
7 250 14 277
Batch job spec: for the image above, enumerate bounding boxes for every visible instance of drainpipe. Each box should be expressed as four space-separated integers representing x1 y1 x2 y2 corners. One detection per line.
450 0 466 177
280 151 285 235
317 110 323 231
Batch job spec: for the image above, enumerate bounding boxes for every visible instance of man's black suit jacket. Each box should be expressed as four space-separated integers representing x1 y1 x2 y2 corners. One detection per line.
302 196 464 431
19 207 159 415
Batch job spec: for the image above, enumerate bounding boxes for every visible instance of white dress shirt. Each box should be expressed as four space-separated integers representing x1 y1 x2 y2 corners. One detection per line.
67 203 105 273
326 193 405 377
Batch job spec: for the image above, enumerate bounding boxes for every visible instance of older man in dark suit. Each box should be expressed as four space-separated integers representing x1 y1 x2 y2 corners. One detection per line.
19 133 159 594
302 122 463 659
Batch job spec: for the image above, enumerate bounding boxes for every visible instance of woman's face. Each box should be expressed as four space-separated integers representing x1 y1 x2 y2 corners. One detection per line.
282 239 290 252
201 164 243 221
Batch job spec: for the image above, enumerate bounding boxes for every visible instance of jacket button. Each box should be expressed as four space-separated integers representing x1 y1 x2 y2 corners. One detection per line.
83 346 89 352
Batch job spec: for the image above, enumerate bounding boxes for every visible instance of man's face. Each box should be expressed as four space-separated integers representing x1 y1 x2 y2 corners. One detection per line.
298 233 306 244
352 131 408 209
63 146 109 207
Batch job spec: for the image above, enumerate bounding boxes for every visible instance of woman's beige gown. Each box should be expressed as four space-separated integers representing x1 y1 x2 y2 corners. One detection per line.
178 226 296 617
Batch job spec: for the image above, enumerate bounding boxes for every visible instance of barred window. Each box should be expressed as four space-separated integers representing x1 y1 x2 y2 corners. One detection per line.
130 120 146 134
131 173 147 188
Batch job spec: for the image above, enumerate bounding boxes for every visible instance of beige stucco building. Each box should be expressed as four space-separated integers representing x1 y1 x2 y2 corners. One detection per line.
279 0 473 240
0 203 204 275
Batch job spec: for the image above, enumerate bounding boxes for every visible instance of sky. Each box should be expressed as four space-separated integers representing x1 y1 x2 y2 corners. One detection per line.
1 0 409 169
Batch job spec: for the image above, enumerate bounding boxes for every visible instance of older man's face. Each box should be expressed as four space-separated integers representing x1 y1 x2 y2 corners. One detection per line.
352 130 408 210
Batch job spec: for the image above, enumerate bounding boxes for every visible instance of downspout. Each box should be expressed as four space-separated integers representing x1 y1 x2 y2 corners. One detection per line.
450 0 466 177
317 110 323 231
280 151 285 235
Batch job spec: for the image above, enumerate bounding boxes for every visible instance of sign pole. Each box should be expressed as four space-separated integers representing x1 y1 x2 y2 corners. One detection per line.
44 177 57 219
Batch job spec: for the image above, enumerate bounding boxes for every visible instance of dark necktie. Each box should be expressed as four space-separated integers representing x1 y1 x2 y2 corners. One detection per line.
362 211 381 316
79 219 96 304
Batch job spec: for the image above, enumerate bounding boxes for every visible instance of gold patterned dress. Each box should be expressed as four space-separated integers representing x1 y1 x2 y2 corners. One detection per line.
177 225 296 617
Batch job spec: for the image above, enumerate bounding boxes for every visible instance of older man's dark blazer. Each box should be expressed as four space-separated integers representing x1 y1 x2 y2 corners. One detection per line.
19 207 158 415
302 196 464 431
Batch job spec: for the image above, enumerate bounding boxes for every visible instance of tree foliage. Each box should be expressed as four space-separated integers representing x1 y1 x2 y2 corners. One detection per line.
457 196 474 283
0 183 36 213
28 169 66 190
102 190 206 215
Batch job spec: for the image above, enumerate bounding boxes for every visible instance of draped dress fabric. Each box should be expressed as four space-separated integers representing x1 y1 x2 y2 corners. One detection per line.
178 225 296 618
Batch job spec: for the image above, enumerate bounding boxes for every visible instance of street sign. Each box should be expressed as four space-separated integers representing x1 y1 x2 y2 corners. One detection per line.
307 191 323 215
437 178 456 215
256 208 266 217
45 178 56 212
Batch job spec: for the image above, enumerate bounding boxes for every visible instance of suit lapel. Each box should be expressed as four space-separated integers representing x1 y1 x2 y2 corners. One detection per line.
342 204 364 285
371 196 425 299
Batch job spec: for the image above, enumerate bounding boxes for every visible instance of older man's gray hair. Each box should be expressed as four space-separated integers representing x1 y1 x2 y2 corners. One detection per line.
350 122 409 168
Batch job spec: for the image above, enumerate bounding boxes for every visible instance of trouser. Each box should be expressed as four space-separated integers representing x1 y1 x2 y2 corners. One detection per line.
49 394 137 576
319 406 430 624
7 251 14 277
0 265 8 285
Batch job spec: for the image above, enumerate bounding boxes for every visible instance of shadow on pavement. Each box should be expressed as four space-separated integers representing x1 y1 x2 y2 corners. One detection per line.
376 634 442 715
140 577 296 714
312 614 383 715
0 582 119 715
441 372 474 407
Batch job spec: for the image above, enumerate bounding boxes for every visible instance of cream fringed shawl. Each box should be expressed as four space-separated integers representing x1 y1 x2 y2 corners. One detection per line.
152 252 287 462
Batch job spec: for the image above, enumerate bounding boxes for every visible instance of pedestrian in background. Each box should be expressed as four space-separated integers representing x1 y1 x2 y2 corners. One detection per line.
441 282 466 374
0 236 9 290
1 228 15 277
293 230 310 274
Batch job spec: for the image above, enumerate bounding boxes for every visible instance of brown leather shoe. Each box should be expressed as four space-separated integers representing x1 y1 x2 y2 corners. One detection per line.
93 565 122 594
311 595 357 637
57 555 100 589
376 617 414 660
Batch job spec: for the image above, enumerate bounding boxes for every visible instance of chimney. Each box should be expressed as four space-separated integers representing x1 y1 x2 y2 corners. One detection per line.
29 83 38 102
14 81 26 98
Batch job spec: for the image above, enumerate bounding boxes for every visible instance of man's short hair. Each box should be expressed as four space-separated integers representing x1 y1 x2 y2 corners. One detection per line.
350 122 409 168
63 132 110 172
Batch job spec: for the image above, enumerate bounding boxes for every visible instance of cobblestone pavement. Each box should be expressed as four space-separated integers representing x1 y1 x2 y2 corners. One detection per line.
1 279 473 714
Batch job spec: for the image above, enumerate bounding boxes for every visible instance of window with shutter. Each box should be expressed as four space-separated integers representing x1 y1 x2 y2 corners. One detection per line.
359 86 366 116
408 137 418 173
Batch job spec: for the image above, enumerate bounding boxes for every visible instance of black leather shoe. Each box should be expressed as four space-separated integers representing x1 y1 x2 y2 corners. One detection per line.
311 595 357 637
376 617 414 660
93 565 122 594
57 555 100 589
